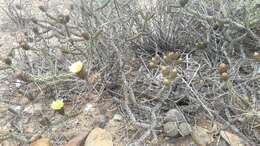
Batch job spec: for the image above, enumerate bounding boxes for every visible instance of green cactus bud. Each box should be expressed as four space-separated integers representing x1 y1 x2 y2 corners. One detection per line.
161 66 170 77
163 78 172 86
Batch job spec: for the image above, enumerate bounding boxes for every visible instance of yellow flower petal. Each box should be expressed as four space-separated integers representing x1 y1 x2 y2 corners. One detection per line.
69 61 83 74
50 99 64 110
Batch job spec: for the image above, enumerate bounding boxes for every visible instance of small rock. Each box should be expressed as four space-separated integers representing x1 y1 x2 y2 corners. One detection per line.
97 115 109 128
15 79 23 87
163 122 179 137
112 114 123 121
165 109 184 122
257 67 260 74
84 127 113 146
178 122 192 136
105 119 124 145
84 103 94 113
64 132 88 146
220 131 247 146
23 103 43 114
191 126 214 146
8 105 22 115
31 138 50 146
24 123 35 134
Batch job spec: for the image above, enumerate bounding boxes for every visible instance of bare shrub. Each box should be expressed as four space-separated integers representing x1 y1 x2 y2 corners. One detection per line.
0 0 259 145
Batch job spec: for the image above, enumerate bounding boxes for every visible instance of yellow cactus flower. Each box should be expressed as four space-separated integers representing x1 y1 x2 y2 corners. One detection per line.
50 99 64 110
69 61 83 74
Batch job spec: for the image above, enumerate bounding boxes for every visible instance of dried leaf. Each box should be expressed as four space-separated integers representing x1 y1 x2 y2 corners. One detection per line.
220 131 246 146
84 128 113 146
31 138 51 146
64 132 88 146
191 126 214 146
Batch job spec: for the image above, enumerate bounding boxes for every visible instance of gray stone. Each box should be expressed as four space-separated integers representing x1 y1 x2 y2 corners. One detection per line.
112 113 123 121
163 122 179 137
178 122 192 136
165 109 184 122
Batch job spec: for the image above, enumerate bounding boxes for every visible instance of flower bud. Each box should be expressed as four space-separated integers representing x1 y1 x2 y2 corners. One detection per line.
81 32 90 40
169 67 177 80
243 96 251 105
218 63 228 73
151 54 160 64
163 55 172 64
19 41 30 50
213 21 224 31
175 58 183 65
15 70 29 82
161 66 170 77
50 99 65 115
163 78 172 86
69 61 86 79
168 52 179 60
221 72 229 81
196 41 207 49
151 57 157 63
149 61 157 69
38 5 47 12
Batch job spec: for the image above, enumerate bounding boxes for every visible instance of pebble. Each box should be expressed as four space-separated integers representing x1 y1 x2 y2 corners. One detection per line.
84 127 113 146
112 114 123 121
165 109 184 122
163 122 179 137
178 122 192 136
84 103 94 113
